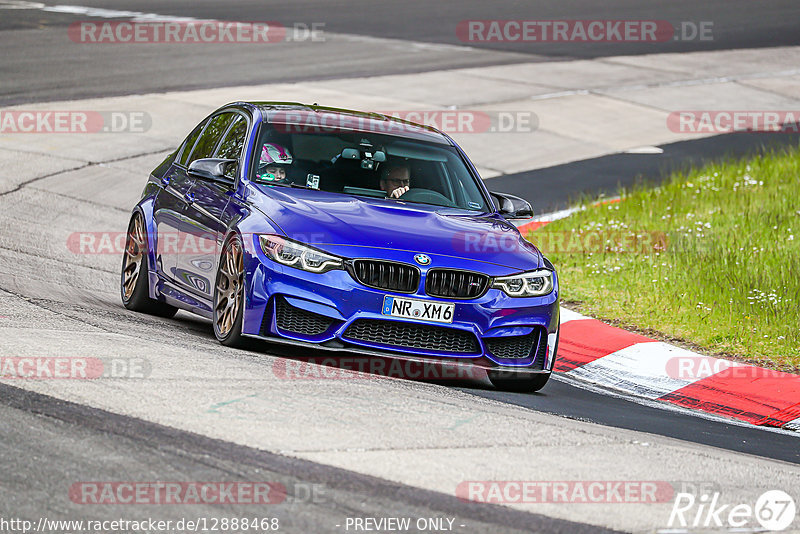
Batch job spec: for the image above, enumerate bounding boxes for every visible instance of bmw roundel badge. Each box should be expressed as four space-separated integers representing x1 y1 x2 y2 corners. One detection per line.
414 254 431 266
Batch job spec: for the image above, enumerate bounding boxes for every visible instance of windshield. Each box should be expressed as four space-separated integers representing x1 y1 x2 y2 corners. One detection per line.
252 125 490 211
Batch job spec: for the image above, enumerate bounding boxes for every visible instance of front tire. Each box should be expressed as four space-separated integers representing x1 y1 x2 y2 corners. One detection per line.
489 329 559 392
120 212 178 318
488 371 551 392
213 235 246 347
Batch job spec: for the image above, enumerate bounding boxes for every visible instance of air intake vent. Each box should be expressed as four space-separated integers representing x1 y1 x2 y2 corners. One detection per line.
484 333 538 360
270 297 336 336
485 327 547 368
343 319 480 354
533 329 548 370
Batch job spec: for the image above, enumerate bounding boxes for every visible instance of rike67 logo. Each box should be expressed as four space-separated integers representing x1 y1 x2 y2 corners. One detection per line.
668 490 796 531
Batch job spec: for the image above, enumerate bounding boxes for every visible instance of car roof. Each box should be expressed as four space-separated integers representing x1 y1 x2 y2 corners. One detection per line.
240 102 453 145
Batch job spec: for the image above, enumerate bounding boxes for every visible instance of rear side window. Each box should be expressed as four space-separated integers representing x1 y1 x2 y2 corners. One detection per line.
216 115 247 160
177 119 207 167
187 113 235 165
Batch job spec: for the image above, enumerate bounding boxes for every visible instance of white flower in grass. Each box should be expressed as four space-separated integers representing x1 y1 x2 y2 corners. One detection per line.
747 289 790 307
734 174 763 191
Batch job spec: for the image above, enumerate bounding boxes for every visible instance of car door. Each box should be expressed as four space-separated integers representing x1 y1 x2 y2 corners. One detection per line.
175 111 244 299
152 118 206 282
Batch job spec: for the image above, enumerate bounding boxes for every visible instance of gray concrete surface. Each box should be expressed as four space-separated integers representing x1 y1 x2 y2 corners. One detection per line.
1 0 799 106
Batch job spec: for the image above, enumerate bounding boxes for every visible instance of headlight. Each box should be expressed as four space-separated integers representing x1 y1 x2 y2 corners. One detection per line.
492 269 554 297
259 235 343 273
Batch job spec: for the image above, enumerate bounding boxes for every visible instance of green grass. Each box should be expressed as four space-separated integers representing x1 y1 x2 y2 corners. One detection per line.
528 145 800 372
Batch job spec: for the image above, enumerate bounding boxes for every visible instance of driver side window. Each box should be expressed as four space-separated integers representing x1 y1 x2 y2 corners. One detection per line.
215 115 247 179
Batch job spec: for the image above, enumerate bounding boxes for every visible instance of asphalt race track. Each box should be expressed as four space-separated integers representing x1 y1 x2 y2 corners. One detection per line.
492 131 800 213
1 2 800 533
1 0 799 104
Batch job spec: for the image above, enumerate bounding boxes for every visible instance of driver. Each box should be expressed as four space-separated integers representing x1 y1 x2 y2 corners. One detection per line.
257 142 293 183
380 165 411 199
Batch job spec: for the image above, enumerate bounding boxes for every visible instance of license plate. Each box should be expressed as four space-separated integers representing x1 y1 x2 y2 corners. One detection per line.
381 296 454 324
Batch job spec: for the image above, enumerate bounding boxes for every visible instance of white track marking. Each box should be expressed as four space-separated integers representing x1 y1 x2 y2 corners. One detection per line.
559 307 589 324
785 418 800 432
625 145 664 154
567 342 717 399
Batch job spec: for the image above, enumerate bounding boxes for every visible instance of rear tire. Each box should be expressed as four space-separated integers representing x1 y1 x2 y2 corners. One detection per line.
120 212 178 318
488 371 551 392
213 235 246 348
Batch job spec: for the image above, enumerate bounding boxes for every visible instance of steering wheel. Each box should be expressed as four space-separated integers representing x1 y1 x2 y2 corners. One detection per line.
399 188 456 207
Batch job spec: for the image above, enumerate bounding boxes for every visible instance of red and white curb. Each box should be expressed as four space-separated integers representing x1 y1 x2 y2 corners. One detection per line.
556 308 800 431
516 207 799 431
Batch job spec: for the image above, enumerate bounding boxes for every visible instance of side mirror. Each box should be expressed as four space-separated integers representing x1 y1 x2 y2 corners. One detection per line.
187 158 237 186
489 191 533 219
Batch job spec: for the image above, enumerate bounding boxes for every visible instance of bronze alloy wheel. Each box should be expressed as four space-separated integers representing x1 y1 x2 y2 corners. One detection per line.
122 214 146 301
214 237 244 338
120 212 177 317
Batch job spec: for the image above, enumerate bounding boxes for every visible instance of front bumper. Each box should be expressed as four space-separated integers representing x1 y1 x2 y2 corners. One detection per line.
242 242 559 372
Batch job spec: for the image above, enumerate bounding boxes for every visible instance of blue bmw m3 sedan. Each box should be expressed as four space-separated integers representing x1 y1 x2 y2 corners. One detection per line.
121 102 559 391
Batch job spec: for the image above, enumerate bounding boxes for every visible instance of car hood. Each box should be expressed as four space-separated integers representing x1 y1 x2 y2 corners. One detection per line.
248 185 542 271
